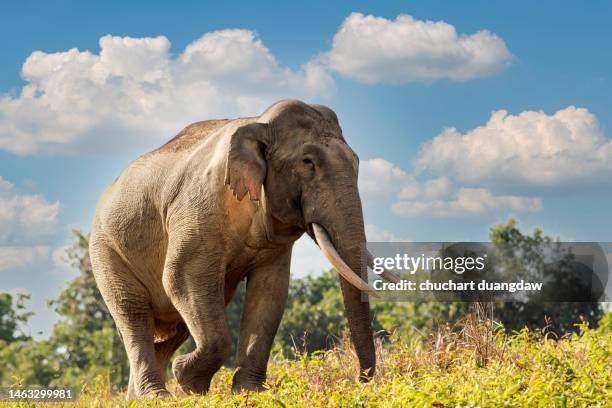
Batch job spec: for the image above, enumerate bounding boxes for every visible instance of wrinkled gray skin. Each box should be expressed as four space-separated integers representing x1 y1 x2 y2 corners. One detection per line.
90 100 375 399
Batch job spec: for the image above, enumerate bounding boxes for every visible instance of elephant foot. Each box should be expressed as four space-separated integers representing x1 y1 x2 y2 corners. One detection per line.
126 387 171 401
231 367 267 393
172 353 214 395
148 389 172 399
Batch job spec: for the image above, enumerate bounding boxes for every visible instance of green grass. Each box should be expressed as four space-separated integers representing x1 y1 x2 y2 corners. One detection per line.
4 313 611 407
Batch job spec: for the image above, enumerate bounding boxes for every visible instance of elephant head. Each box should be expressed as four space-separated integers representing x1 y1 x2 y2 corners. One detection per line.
225 99 395 381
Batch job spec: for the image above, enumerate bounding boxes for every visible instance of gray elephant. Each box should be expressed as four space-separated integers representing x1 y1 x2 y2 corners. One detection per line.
90 99 398 399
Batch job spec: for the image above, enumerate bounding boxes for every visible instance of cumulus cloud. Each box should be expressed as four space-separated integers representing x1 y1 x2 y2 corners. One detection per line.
398 176 450 200
0 30 335 155
359 158 542 217
322 13 512 84
415 106 612 186
0 176 60 243
359 158 415 194
0 246 50 272
359 159 449 201
393 188 542 217
0 177 66 274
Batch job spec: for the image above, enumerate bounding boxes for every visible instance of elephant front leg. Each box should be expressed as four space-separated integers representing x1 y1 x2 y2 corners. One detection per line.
232 248 291 393
163 246 232 395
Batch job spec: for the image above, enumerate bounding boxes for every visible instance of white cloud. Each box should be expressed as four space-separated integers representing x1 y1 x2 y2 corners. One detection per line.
0 176 60 243
359 158 415 194
323 13 512 84
375 106 611 216
0 246 50 272
0 177 12 192
399 176 450 200
415 106 612 186
50 245 78 276
393 187 542 217
0 30 335 155
359 158 542 217
365 224 409 241
359 159 450 202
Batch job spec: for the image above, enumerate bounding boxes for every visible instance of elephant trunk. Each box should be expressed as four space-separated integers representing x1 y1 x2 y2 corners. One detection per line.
310 196 376 382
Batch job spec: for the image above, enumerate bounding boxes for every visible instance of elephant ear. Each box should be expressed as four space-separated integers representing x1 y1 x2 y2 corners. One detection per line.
225 122 269 201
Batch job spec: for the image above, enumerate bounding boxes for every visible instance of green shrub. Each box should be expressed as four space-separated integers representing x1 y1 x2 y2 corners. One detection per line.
6 312 609 407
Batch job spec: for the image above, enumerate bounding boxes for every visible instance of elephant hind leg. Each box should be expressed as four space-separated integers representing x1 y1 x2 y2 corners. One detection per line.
113 288 169 399
90 241 168 399
155 322 190 382
120 317 169 400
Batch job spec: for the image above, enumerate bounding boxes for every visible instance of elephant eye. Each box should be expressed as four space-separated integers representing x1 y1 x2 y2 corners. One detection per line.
302 158 315 170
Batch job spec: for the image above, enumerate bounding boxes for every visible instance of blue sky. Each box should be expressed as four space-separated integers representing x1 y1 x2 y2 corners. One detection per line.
1 1 611 337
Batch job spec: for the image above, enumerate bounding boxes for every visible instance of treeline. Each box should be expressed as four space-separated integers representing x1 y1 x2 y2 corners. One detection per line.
0 220 603 390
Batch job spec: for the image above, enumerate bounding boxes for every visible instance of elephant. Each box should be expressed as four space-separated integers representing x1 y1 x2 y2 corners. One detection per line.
89 99 398 399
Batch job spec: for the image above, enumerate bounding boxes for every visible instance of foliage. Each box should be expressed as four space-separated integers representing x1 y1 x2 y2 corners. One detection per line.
0 219 606 405
0 230 129 390
490 219 604 333
275 270 345 355
0 292 32 342
274 270 471 357
7 312 610 407
45 230 129 389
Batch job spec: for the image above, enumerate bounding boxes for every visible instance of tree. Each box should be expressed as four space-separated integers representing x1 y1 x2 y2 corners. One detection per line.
1 230 129 389
0 292 41 386
2 219 602 390
273 270 469 355
0 292 32 343
490 219 603 333
275 270 346 355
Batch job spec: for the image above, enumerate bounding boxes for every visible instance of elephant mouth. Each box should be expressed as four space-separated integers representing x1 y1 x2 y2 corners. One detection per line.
308 223 401 296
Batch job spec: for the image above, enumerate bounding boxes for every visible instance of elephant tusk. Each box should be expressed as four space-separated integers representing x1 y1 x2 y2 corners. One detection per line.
366 250 402 284
312 223 379 297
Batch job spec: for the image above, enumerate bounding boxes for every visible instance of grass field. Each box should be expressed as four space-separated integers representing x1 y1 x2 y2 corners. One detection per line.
4 313 611 407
